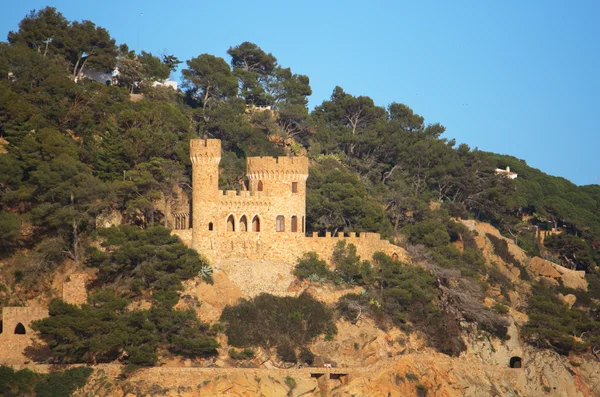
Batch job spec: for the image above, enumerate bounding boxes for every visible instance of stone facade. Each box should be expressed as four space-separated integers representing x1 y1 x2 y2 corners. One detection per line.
0 306 48 364
172 139 405 264
0 275 87 365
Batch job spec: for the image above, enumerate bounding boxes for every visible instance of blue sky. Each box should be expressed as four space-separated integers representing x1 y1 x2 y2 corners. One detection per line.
2 1 598 186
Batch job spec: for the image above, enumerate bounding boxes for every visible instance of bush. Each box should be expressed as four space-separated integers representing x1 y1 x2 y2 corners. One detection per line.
294 252 332 281
88 225 212 296
332 241 372 284
299 347 315 365
220 292 336 354
486 233 519 267
33 291 219 365
0 365 92 397
277 344 297 363
522 284 598 355
229 348 255 360
416 383 428 397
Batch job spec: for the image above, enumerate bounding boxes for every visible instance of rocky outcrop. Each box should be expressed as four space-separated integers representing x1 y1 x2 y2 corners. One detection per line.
529 256 588 290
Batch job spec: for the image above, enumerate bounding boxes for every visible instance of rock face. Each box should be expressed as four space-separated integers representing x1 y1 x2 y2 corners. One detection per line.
72 344 600 397
529 256 588 290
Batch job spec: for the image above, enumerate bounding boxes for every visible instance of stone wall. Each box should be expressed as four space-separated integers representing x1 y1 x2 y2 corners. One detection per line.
0 306 48 365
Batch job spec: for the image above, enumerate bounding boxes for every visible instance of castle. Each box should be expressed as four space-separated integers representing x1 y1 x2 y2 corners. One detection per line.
172 139 403 264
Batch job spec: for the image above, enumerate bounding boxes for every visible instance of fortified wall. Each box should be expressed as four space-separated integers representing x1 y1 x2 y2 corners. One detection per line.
172 139 405 264
0 274 88 365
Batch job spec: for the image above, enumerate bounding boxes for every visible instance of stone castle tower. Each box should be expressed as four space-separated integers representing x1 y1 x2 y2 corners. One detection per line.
173 138 401 264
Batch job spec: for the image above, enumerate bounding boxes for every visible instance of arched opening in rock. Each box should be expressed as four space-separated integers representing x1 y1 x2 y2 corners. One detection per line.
252 216 260 232
227 215 235 232
509 356 522 368
392 252 399 261
240 215 248 232
14 323 26 335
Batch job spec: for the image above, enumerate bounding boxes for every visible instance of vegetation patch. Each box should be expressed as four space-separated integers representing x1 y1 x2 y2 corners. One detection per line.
220 292 336 362
32 290 219 366
0 365 92 397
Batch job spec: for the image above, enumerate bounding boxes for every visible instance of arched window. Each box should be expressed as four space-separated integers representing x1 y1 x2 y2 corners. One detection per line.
257 181 263 192
276 216 285 232
208 222 214 231
240 215 248 232
227 215 235 232
291 216 298 233
292 182 298 193
252 216 261 232
509 356 522 368
14 323 26 335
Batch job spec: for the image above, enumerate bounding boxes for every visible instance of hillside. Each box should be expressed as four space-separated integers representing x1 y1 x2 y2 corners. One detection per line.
1 7 600 397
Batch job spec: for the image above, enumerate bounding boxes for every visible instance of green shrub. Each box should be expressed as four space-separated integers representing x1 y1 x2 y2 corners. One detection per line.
299 347 315 365
0 365 92 397
285 376 297 390
486 233 519 266
277 344 297 363
332 241 372 284
522 284 599 355
416 383 428 397
229 348 255 360
493 303 509 315
405 372 418 381
220 292 336 354
33 291 219 365
294 252 332 280
88 225 212 296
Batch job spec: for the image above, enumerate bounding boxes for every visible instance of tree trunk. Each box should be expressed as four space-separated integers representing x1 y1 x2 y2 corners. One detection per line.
164 196 169 227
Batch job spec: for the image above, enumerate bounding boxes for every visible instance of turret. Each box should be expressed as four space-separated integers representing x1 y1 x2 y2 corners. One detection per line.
246 156 309 234
190 139 221 247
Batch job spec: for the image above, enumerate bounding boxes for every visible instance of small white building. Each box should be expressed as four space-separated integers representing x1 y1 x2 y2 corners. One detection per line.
152 79 178 90
495 166 518 179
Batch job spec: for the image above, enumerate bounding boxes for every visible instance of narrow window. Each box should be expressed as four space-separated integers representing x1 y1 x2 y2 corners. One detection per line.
227 215 235 232
291 216 298 232
240 215 248 232
208 222 213 231
0 320 3 334
292 182 298 193
14 323 26 335
252 216 261 232
276 216 285 232
258 180 263 192
302 216 305 233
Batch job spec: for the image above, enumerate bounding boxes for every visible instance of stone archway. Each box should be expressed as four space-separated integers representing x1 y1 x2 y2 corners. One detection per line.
227 215 235 232
240 215 248 232
252 216 260 232
14 323 26 335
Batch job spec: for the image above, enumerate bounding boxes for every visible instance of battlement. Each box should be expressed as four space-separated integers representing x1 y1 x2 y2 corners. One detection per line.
190 139 221 163
246 156 309 180
220 190 266 198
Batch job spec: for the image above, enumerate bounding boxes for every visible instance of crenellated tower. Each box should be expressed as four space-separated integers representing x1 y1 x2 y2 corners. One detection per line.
190 139 221 248
246 156 309 233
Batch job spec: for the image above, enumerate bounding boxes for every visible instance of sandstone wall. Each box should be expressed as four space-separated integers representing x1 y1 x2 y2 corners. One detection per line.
0 306 48 365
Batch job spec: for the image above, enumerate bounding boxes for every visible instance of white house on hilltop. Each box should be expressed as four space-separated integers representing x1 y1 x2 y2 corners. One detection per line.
495 166 518 179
